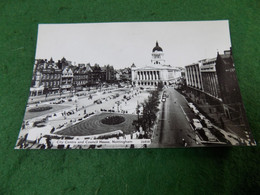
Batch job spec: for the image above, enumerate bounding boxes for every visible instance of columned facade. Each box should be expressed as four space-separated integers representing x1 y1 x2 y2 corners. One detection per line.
185 63 203 90
131 42 182 87
133 70 162 86
185 57 222 101
136 70 160 81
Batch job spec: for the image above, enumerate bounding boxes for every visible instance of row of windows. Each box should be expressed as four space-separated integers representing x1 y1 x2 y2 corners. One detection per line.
43 81 60 87
42 74 61 79
62 80 73 84
74 76 88 79
63 73 73 76
75 81 87 85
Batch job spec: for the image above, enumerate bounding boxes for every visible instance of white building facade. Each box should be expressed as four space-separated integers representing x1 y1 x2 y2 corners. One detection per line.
131 42 182 86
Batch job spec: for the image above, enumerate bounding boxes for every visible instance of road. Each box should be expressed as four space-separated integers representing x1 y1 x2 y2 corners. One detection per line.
156 87 197 148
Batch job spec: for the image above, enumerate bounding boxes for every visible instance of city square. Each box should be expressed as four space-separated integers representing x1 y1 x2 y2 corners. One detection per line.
15 21 256 149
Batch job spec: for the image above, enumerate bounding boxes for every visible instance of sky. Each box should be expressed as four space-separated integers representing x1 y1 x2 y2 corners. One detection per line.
35 21 231 69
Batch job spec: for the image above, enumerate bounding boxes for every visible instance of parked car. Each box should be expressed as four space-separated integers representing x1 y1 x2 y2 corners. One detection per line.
53 100 65 104
191 119 203 130
161 98 166 102
192 108 200 115
94 99 102 104
188 102 195 109
203 128 217 142
203 119 213 128
198 114 205 120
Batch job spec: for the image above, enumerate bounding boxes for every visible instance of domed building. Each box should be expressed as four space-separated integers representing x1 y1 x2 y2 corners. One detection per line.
131 41 182 86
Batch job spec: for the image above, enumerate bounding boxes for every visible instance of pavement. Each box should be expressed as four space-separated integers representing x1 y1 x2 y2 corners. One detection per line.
183 90 256 146
17 87 151 144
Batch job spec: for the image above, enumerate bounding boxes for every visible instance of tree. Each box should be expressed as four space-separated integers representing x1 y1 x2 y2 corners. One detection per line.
157 81 164 92
133 87 160 137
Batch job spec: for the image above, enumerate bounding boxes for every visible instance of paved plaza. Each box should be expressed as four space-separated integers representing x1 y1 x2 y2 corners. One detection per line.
19 87 151 141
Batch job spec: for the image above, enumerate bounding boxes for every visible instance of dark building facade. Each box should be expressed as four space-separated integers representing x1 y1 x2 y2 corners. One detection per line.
73 66 90 91
30 58 117 95
104 65 115 82
31 59 62 95
215 49 243 120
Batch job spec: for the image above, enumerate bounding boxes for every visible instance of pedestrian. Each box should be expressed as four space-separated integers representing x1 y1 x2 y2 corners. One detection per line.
46 137 52 149
17 136 24 148
22 121 25 130
50 127 55 133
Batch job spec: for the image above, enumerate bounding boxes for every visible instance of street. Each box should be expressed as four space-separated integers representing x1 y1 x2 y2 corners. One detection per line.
156 87 197 147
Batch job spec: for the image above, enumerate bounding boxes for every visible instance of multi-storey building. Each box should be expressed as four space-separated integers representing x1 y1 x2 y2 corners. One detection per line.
30 58 116 95
89 64 102 85
104 65 115 82
119 67 131 82
215 49 243 120
185 48 244 121
61 67 74 92
185 63 203 90
131 42 182 87
73 66 89 91
30 59 62 95
199 58 221 100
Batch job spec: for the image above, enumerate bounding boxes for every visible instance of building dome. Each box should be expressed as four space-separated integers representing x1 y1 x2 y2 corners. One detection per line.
152 41 163 52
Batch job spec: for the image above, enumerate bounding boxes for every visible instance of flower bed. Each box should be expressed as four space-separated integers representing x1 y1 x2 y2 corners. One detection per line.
101 115 125 125
28 106 53 112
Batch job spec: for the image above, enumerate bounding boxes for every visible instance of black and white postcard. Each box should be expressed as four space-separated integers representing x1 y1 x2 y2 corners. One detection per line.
15 21 256 149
